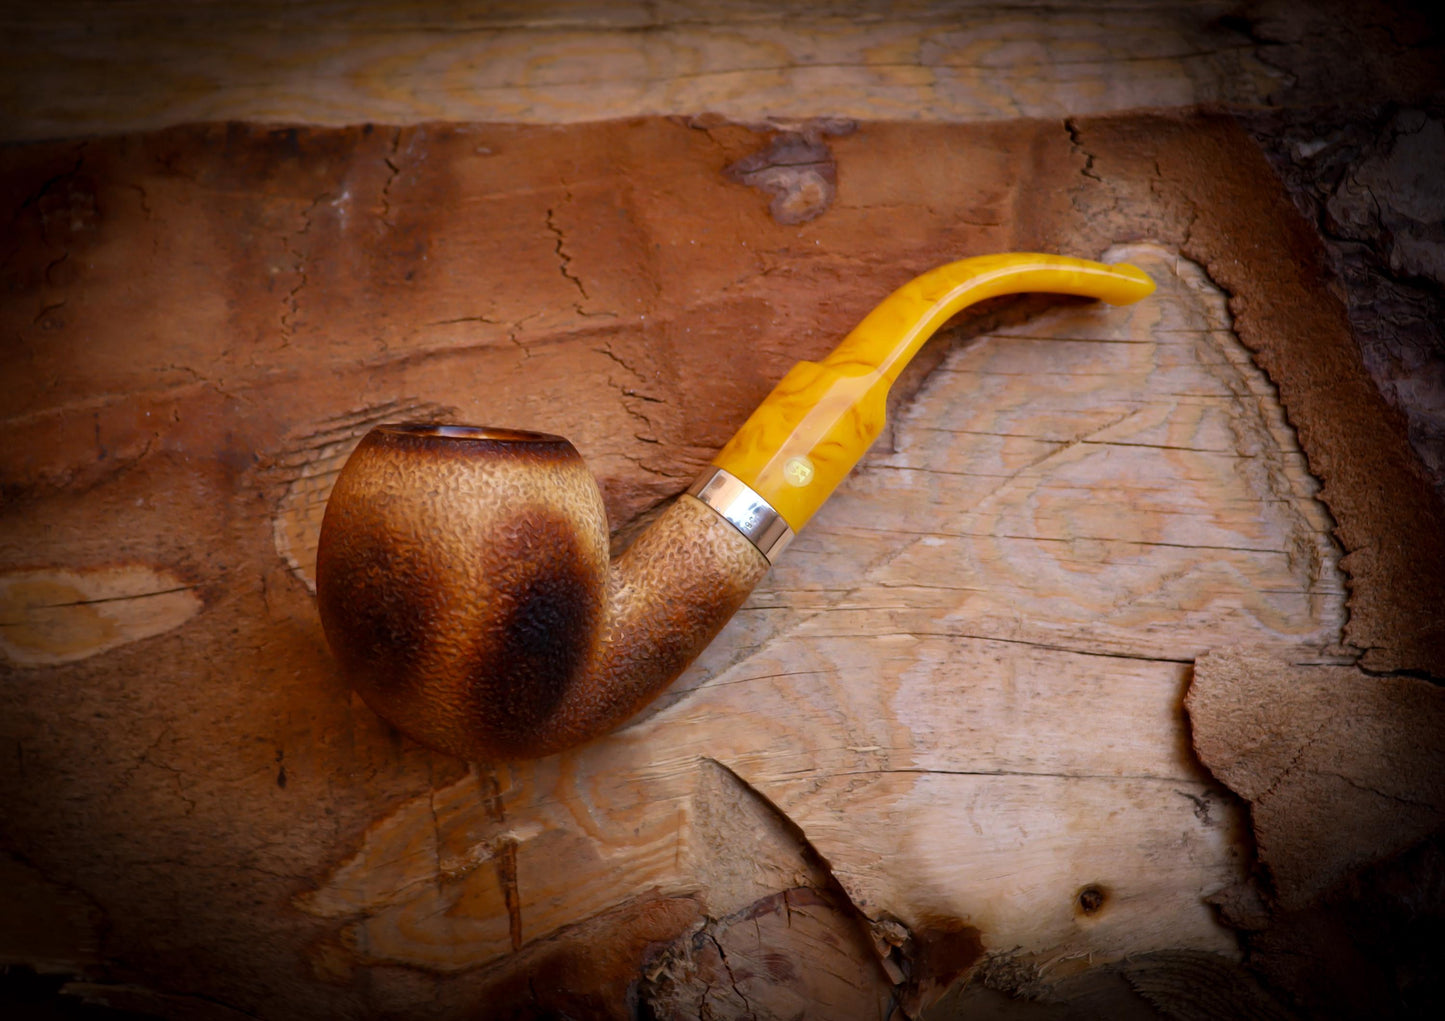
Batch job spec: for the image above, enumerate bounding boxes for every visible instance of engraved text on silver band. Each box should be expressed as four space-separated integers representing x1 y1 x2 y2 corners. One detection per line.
686 468 794 563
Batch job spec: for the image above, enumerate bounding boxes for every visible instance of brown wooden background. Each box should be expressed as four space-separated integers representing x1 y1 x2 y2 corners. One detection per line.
2 3 1443 1019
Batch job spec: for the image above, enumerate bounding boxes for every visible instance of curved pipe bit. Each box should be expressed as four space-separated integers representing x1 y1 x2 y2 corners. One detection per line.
316 254 1154 761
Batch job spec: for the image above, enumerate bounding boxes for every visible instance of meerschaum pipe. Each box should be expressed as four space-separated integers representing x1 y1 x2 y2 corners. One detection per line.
316 253 1154 761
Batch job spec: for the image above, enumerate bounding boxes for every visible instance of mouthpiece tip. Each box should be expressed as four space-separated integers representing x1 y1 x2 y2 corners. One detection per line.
1099 262 1156 305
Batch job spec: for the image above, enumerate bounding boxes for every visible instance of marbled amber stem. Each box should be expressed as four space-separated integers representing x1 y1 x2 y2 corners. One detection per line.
711 253 1155 532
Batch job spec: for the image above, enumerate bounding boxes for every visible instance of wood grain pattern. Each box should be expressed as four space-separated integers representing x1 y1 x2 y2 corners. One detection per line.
4 0 1440 143
287 245 1332 992
0 114 1420 1017
0 565 202 666
1065 113 1445 675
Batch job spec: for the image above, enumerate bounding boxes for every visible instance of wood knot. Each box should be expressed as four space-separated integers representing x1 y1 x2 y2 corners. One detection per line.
1076 884 1108 916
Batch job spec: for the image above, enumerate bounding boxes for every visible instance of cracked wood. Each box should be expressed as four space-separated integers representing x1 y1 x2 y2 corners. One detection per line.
0 112 1419 1019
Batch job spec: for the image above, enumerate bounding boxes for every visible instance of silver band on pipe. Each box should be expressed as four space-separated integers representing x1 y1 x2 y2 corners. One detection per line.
687 467 794 564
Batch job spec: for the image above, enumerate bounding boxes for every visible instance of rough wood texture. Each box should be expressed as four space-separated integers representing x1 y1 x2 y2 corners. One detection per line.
2 0 1442 143
1249 105 1445 496
1 112 1440 1018
1065 113 1445 675
1186 650 1445 1021
1189 649 1445 912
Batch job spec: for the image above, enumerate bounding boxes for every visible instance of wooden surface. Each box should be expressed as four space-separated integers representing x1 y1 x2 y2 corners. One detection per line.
293 238 1336 969
5 109 1433 1019
1189 650 1445 913
2 4 1444 1016
2 0 1442 142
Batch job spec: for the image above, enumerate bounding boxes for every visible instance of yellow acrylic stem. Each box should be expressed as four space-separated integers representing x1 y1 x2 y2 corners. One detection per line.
712 253 1155 532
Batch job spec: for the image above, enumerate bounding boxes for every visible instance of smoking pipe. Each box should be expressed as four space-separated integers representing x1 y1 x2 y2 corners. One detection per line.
316 253 1154 761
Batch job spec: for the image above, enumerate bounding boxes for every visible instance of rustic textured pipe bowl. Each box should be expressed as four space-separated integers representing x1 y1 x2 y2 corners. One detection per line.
315 423 768 761
315 255 1155 762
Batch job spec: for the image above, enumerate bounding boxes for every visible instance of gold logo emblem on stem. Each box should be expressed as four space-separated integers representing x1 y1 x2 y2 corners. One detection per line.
783 456 815 487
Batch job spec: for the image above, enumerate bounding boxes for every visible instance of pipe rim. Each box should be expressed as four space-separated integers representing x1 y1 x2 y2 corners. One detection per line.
378 423 569 444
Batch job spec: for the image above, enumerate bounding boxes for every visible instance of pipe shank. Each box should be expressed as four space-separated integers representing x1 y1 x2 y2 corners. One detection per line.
538 495 768 757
